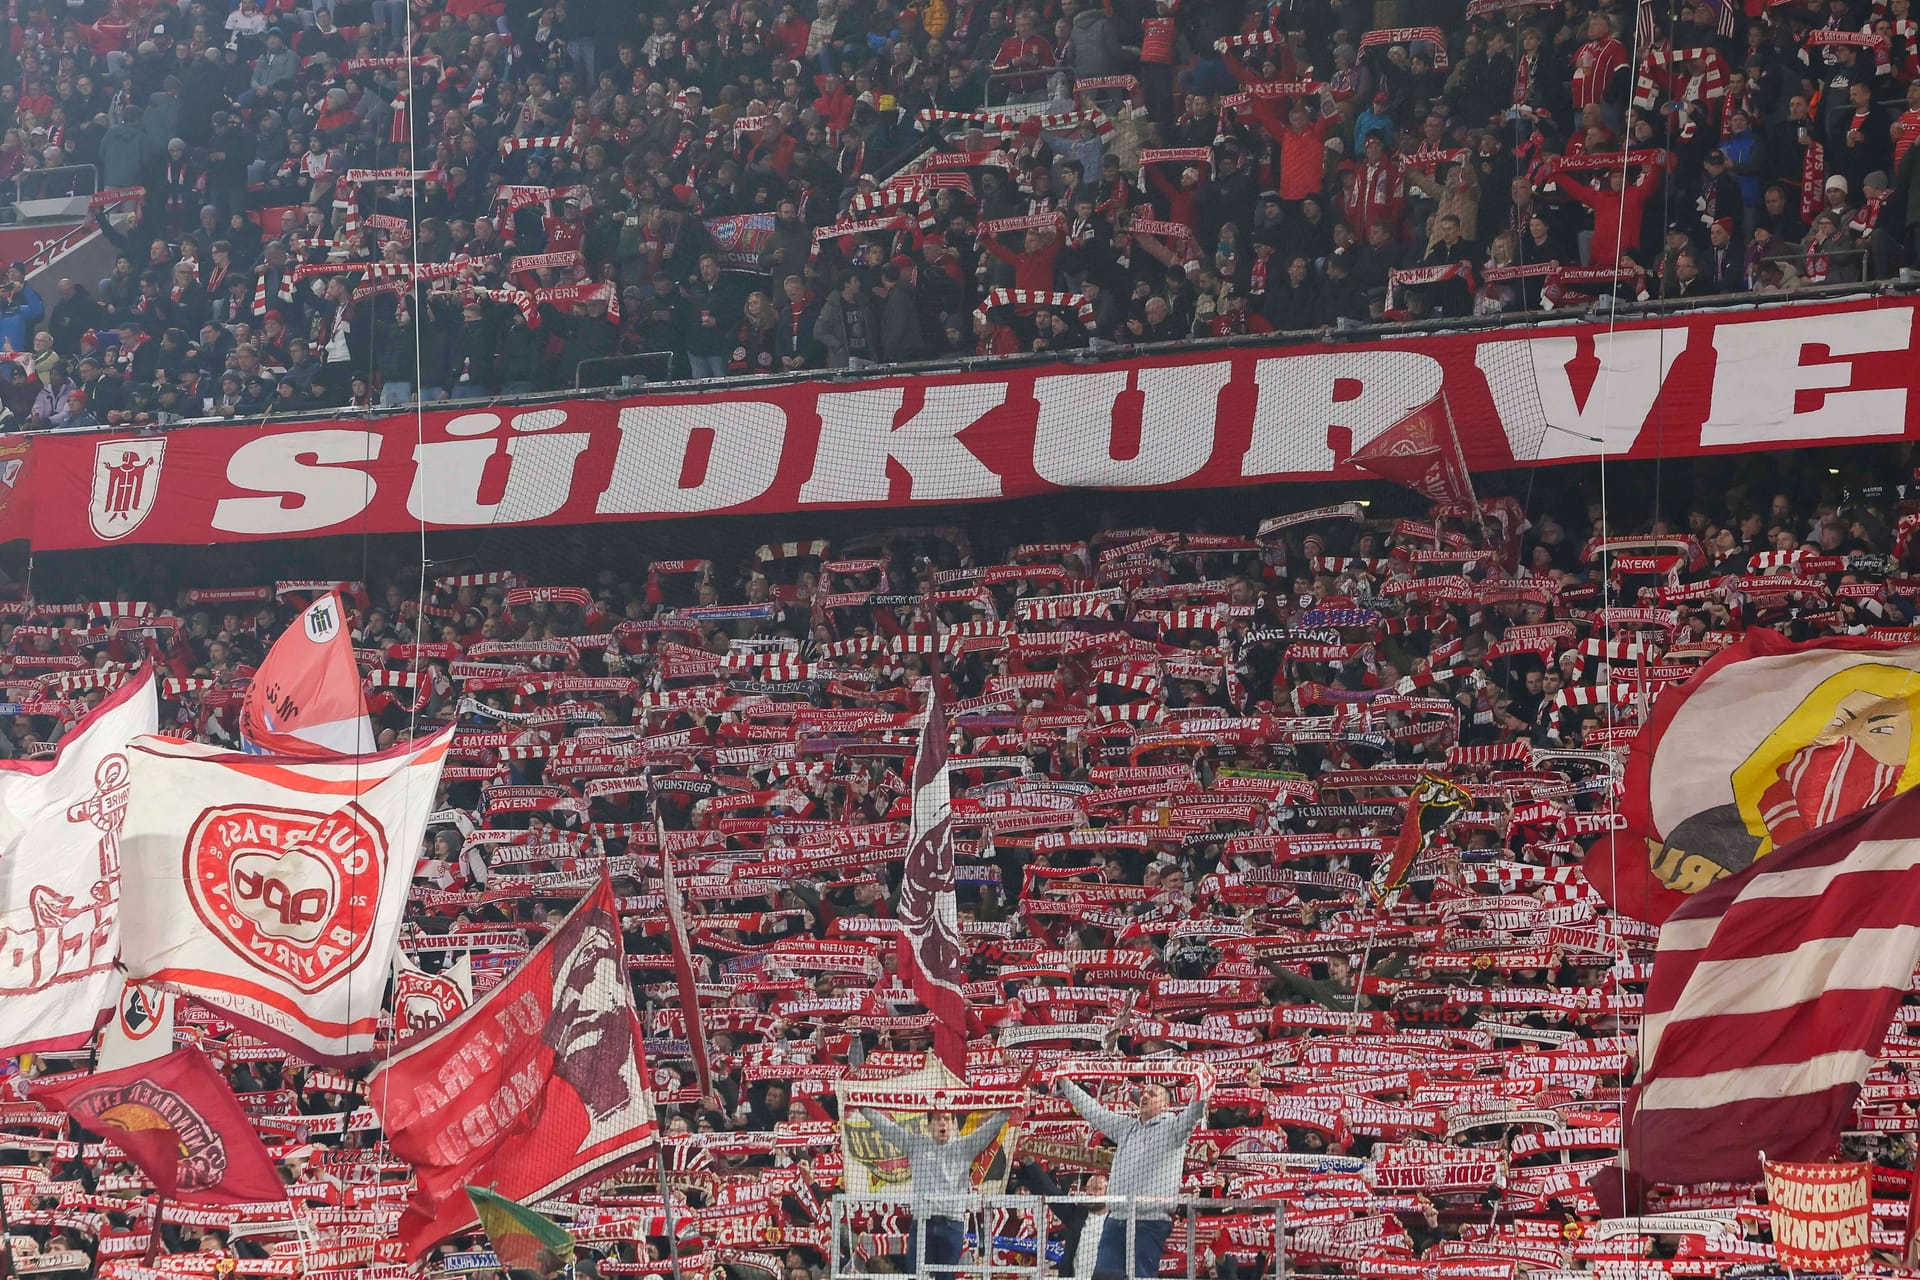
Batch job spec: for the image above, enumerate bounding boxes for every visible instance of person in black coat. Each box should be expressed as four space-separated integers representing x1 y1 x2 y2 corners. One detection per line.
547 302 617 390
416 293 463 400
1701 218 1746 292
201 111 254 225
1263 255 1321 330
47 278 106 354
877 266 929 364
1415 214 1479 317
1196 145 1257 253
1829 79 1891 201
497 309 543 394
1315 248 1368 324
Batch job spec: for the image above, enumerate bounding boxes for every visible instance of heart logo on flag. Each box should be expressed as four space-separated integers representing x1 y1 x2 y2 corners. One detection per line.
183 802 388 994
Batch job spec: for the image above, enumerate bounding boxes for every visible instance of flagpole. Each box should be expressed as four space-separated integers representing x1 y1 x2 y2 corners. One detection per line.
1437 391 1482 528
146 1191 169 1263
652 1118 686 1279
642 800 689 1280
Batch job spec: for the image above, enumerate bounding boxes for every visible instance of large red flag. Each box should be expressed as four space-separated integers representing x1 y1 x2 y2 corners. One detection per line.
894 678 969 1073
369 879 657 1260
1588 629 1920 922
1347 395 1475 505
1617 784 1920 1187
34 1046 288 1205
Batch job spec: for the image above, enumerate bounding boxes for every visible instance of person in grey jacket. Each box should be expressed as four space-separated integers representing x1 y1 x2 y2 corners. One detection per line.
99 110 150 190
813 273 880 369
1058 1069 1213 1278
857 1106 1010 1277
1066 5 1132 81
249 28 300 96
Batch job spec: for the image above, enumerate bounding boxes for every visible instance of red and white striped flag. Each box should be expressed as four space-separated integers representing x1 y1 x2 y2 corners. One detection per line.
894 676 969 1072
1620 783 1920 1186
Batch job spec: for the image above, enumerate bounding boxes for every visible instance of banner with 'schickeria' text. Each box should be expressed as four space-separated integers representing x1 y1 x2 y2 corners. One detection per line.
6 296 1918 551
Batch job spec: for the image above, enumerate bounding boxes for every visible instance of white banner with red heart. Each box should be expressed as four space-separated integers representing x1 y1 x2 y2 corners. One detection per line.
117 728 454 1064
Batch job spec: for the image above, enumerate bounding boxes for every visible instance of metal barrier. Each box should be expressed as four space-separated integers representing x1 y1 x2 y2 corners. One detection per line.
573 350 675 391
9 165 98 220
981 68 1066 110
828 1193 1286 1280
20 279 1913 436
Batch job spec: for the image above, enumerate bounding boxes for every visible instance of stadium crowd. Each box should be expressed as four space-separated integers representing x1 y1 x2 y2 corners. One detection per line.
2 450 1919 1277
0 0 1910 420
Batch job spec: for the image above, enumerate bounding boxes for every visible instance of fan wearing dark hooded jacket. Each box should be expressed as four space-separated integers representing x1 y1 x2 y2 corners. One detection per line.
1263 255 1320 330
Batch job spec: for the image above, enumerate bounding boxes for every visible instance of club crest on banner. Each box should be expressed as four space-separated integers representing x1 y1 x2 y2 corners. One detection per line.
395 954 468 1037
63 1078 228 1191
184 802 388 994
304 597 341 641
120 729 451 1062
87 439 165 541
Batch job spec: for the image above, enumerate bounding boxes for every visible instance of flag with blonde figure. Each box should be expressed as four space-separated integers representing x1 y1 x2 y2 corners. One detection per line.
1589 631 1920 922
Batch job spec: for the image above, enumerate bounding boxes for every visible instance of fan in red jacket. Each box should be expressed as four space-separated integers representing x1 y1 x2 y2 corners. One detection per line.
976 308 1021 355
813 74 856 136
1553 153 1666 268
1207 287 1273 335
980 227 1063 297
990 11 1057 95
1144 159 1204 230
1216 42 1310 143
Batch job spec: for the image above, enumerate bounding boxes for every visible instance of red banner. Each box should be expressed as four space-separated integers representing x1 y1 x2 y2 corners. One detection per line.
1763 1158 1871 1271
4 297 1918 550
369 879 657 1260
35 1047 290 1206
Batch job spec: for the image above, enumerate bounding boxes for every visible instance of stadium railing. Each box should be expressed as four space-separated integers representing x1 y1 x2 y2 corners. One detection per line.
828 1193 1288 1280
19 275 1912 438
9 164 98 222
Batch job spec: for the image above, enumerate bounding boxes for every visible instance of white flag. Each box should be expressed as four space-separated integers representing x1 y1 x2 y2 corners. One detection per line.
95 980 175 1071
119 728 453 1062
0 667 157 1057
392 950 471 1041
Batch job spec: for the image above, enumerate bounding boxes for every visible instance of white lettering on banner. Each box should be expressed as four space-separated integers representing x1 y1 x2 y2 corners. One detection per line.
1033 363 1232 488
1701 308 1913 447
800 386 1006 504
1478 331 1684 462
597 402 785 513
406 411 592 525
212 430 381 534
1241 349 1443 477
18 299 1920 551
